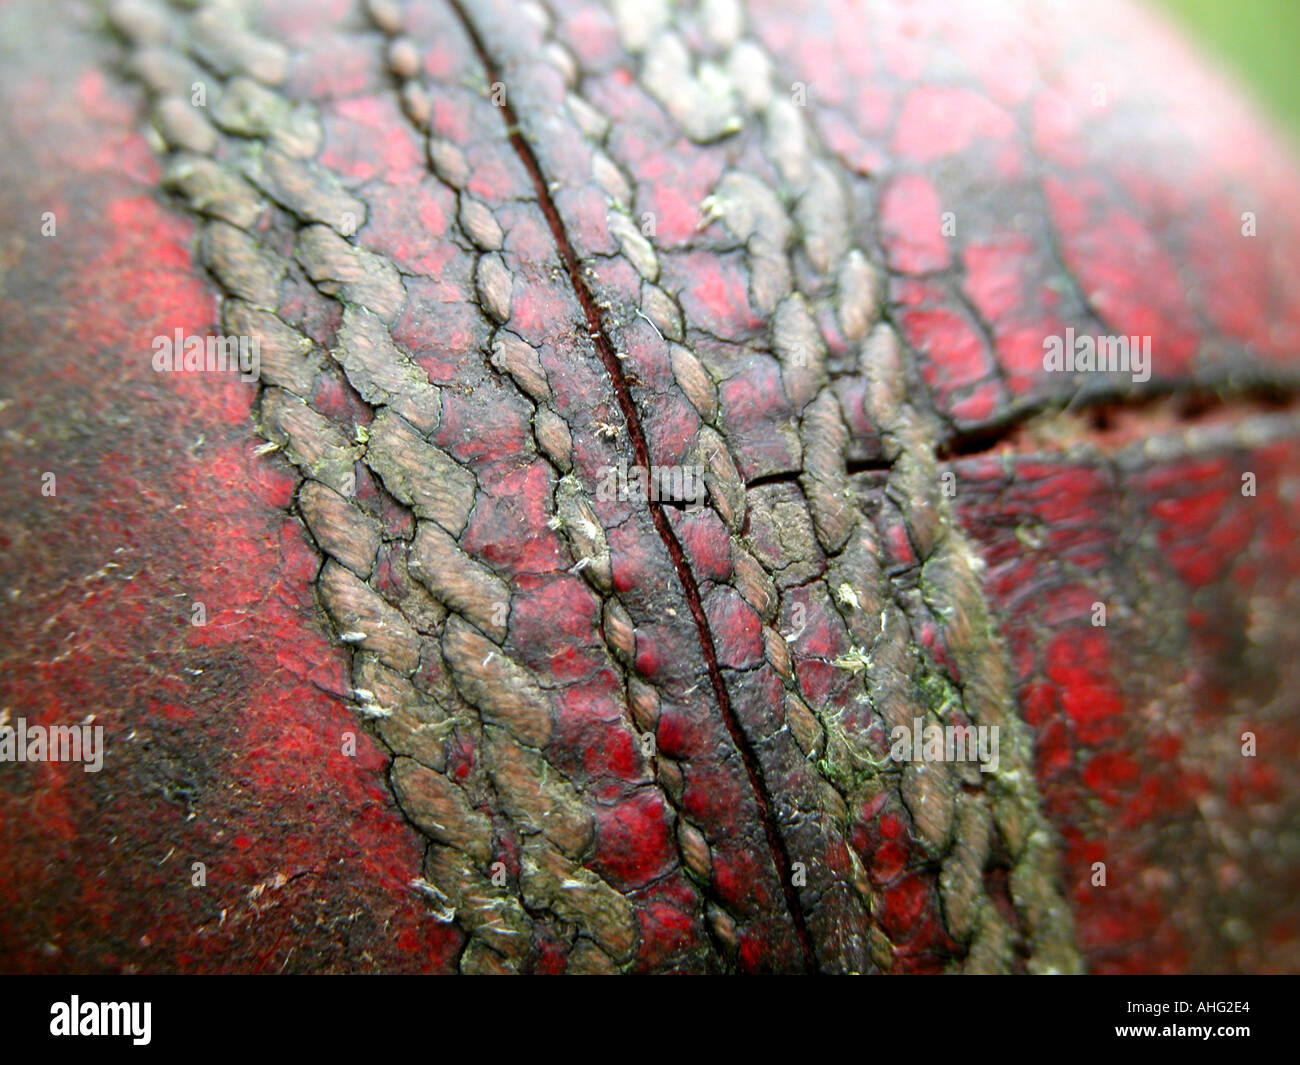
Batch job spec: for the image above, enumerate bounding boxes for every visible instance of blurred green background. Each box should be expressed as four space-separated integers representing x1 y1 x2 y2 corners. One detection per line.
1150 0 1300 145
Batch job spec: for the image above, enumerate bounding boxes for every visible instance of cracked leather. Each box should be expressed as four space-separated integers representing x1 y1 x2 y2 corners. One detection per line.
1 0 1298 974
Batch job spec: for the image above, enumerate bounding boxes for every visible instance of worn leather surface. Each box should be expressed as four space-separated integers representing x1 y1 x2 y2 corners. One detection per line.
1 0 1298 973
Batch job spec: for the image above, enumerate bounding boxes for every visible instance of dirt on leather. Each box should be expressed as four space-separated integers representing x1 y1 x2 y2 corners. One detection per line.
0 0 1298 975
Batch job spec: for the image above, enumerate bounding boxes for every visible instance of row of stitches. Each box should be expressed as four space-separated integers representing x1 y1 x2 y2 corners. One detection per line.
109 0 677 974
519 0 1080 972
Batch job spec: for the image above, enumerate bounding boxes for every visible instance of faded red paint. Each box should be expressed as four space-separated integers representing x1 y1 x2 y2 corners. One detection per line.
0 18 457 974
3 0 1299 975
